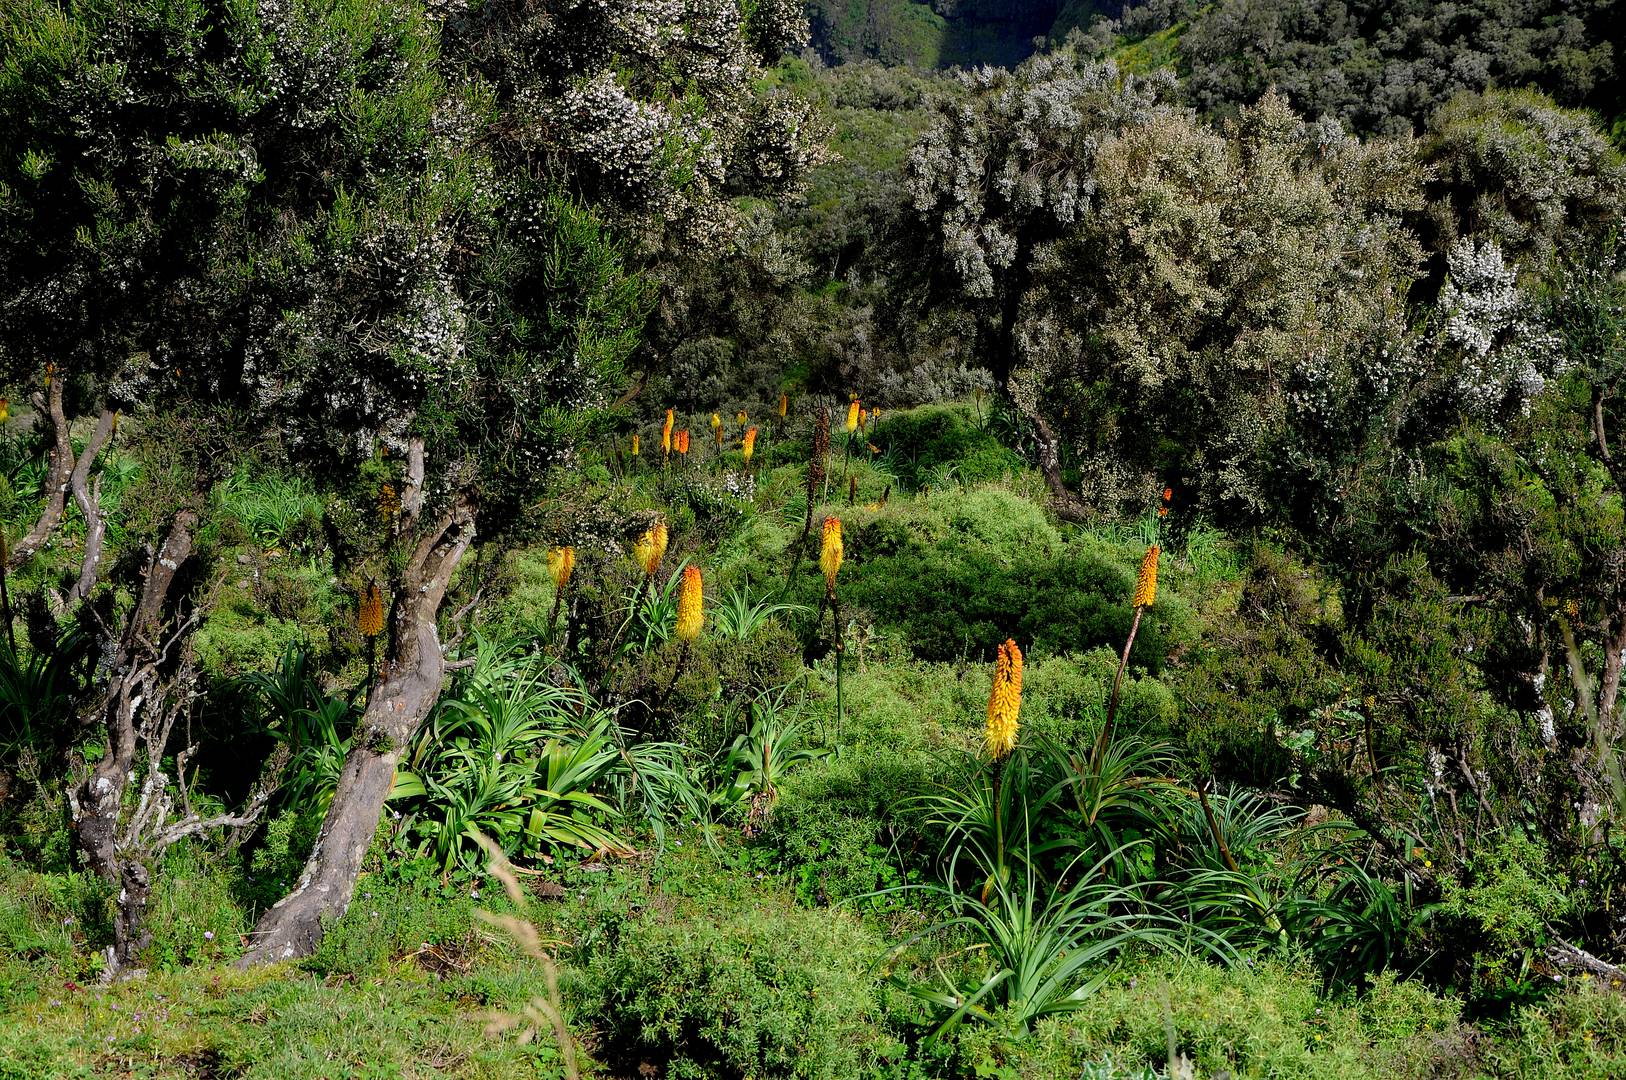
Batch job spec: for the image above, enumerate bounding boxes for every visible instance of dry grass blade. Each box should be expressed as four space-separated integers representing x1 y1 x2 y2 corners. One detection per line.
470 831 582 1080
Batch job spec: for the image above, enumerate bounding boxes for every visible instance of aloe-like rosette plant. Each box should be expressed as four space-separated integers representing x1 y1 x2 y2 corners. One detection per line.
1280 828 1436 985
909 747 1068 892
239 646 360 822
1041 730 1185 882
392 645 635 871
710 582 812 640
715 710 827 809
879 833 1226 1039
612 560 689 659
0 625 87 754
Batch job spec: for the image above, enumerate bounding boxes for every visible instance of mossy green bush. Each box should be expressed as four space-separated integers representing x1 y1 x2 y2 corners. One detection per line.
580 872 891 1079
192 554 341 680
952 955 1473 1080
833 486 1197 663
872 402 1022 492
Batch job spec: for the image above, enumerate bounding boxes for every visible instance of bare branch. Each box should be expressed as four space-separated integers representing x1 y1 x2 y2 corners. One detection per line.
67 409 117 603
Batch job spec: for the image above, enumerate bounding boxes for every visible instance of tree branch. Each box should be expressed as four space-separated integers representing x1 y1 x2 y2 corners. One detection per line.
11 378 74 569
66 409 117 603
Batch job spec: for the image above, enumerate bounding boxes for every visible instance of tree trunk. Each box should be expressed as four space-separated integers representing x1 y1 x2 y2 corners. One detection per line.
241 499 475 965
69 512 196 973
1027 409 1091 524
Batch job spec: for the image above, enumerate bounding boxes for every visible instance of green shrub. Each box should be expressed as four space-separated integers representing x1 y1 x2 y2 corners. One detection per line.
1439 833 1572 990
872 403 1023 492
305 856 487 979
581 877 891 1079
835 486 1196 662
953 954 1472 1080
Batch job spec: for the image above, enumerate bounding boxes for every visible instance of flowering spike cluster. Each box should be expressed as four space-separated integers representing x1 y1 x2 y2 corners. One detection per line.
985 639 1023 761
1159 486 1172 518
676 565 704 641
736 409 748 426
631 433 640 456
548 546 575 592
845 400 860 433
633 519 668 578
676 429 690 455
1133 545 1159 609
778 392 788 418
710 412 721 431
742 426 757 463
358 581 386 638
820 516 843 591
662 409 674 456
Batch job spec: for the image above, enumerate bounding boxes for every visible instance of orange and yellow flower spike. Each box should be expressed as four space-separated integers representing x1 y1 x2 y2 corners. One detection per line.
820 515 843 591
676 565 704 641
985 639 1023 760
547 546 575 592
358 581 386 638
633 519 668 578
1132 545 1159 609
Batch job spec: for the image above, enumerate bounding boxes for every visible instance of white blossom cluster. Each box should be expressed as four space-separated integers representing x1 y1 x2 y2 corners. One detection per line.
1438 236 1563 416
906 52 1173 299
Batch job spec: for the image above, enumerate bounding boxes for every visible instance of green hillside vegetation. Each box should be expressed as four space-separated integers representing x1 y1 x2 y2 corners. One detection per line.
2 1 1626 1078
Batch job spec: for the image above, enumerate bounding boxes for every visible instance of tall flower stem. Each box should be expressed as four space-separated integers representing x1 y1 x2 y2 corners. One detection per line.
831 590 844 748
0 537 14 656
1092 605 1143 773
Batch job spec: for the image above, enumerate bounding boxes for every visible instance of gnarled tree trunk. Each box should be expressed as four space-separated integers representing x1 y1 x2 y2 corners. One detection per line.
241 491 475 965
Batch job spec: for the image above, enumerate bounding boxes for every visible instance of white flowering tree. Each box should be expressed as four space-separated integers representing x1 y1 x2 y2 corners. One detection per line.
0 0 821 968
904 50 1425 521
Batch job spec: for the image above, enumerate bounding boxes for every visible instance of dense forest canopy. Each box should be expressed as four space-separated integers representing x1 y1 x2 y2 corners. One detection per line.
2 1 1626 1077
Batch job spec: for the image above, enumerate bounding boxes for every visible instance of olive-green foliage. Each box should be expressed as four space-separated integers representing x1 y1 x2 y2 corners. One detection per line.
871 401 1022 492
580 861 891 1079
243 808 322 914
1439 834 1572 988
1483 976 1626 1077
1175 544 1341 783
305 855 487 979
1421 89 1626 273
139 843 249 971
191 555 342 680
835 485 1195 662
953 954 1471 1080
